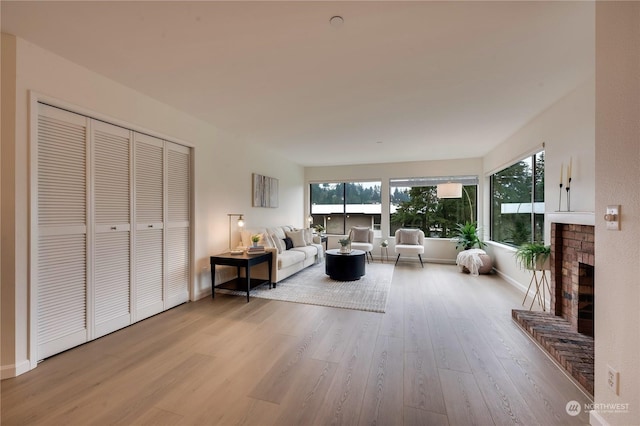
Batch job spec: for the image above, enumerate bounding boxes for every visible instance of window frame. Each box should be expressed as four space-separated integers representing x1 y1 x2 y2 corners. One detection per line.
389 175 479 239
489 150 545 246
309 181 382 236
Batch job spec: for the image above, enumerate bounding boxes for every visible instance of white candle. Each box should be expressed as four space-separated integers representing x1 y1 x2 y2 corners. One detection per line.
568 157 572 183
560 163 563 186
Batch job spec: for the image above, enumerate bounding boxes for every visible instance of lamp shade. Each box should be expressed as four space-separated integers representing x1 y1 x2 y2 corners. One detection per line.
437 182 463 198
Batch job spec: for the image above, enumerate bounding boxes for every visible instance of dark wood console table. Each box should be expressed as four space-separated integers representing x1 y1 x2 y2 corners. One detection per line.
210 251 272 302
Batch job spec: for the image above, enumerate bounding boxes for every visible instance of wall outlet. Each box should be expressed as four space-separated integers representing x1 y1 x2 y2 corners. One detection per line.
607 365 620 395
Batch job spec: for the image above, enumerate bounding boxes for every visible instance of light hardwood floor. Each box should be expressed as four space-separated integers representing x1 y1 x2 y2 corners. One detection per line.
1 263 591 425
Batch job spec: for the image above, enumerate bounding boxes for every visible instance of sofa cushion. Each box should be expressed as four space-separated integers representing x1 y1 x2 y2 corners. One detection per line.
291 245 317 259
278 250 305 269
285 229 307 248
268 226 287 240
303 228 314 246
271 233 285 254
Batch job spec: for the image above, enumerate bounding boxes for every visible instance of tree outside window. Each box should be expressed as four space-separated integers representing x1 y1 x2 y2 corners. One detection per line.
310 182 381 235
389 177 478 238
490 151 545 246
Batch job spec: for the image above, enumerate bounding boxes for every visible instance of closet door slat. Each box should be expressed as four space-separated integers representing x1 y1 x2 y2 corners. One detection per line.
36 104 89 360
93 121 132 337
166 143 190 307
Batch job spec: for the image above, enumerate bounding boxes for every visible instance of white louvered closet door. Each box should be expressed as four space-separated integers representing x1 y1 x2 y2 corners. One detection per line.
36 104 89 360
134 133 165 321
92 121 132 338
166 142 191 308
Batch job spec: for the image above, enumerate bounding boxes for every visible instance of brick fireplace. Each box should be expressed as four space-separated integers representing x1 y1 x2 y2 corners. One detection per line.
512 213 595 395
550 222 595 337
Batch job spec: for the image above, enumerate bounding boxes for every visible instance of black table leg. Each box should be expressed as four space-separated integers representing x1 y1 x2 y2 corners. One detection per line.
246 265 251 302
211 264 216 298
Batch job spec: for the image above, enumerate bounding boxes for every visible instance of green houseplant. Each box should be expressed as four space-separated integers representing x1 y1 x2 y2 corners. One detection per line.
454 222 486 251
514 242 550 271
338 237 351 253
313 224 325 234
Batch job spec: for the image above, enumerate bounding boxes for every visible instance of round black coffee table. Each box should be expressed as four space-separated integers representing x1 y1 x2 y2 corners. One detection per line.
325 249 366 281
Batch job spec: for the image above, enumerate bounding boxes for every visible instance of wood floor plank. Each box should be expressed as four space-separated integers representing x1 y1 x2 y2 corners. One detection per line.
378 267 404 338
312 314 381 426
404 405 450 426
452 317 540 426
122 407 184 426
248 310 333 404
438 368 495 426
423 292 472 373
499 356 590 425
311 309 379 363
273 358 338 425
357 335 404 426
403 281 447 414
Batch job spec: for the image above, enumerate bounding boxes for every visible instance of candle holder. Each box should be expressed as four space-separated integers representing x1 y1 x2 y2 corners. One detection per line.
558 183 563 211
565 178 572 212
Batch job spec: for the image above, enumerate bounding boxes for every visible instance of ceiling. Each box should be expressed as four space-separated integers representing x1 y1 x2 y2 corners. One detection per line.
1 1 594 167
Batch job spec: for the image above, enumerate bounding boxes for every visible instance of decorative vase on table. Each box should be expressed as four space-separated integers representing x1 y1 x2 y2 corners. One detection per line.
338 238 351 254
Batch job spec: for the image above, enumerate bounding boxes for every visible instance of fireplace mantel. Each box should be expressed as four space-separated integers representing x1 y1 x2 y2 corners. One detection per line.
546 211 595 226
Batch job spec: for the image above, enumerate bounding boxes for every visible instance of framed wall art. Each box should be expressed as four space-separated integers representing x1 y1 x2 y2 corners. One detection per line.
252 173 278 208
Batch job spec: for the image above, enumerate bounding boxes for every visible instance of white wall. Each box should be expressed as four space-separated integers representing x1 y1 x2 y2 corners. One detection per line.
0 35 304 377
483 77 596 289
305 158 483 263
592 3 640 424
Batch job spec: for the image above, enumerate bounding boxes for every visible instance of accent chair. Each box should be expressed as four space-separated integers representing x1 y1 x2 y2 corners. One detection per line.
394 228 425 267
349 226 374 263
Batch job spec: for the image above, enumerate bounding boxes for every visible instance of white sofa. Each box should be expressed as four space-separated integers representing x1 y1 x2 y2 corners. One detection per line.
240 226 324 283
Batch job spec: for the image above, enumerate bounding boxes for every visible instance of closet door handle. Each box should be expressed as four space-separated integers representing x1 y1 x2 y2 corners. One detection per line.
148 224 154 228
110 226 117 231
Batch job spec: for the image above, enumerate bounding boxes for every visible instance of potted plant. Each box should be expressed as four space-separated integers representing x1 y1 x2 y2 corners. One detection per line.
313 224 325 235
250 234 261 247
338 237 351 254
453 222 486 251
514 242 550 271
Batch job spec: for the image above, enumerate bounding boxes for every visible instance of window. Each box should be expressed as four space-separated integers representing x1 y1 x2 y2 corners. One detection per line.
310 182 382 235
389 176 478 238
490 151 544 246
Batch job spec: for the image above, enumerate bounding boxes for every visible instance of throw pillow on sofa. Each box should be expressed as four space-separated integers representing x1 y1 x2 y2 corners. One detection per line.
271 233 285 253
283 237 294 250
285 229 307 248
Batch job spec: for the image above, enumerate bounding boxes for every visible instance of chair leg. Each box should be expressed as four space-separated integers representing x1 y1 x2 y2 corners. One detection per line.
395 254 401 266
418 254 424 268
364 251 370 264
368 251 374 263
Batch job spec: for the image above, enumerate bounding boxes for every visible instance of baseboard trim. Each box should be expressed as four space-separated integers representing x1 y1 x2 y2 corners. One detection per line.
495 269 550 307
1 360 32 379
589 410 610 426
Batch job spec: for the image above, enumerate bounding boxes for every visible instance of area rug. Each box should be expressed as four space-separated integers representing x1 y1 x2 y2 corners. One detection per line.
218 262 394 313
